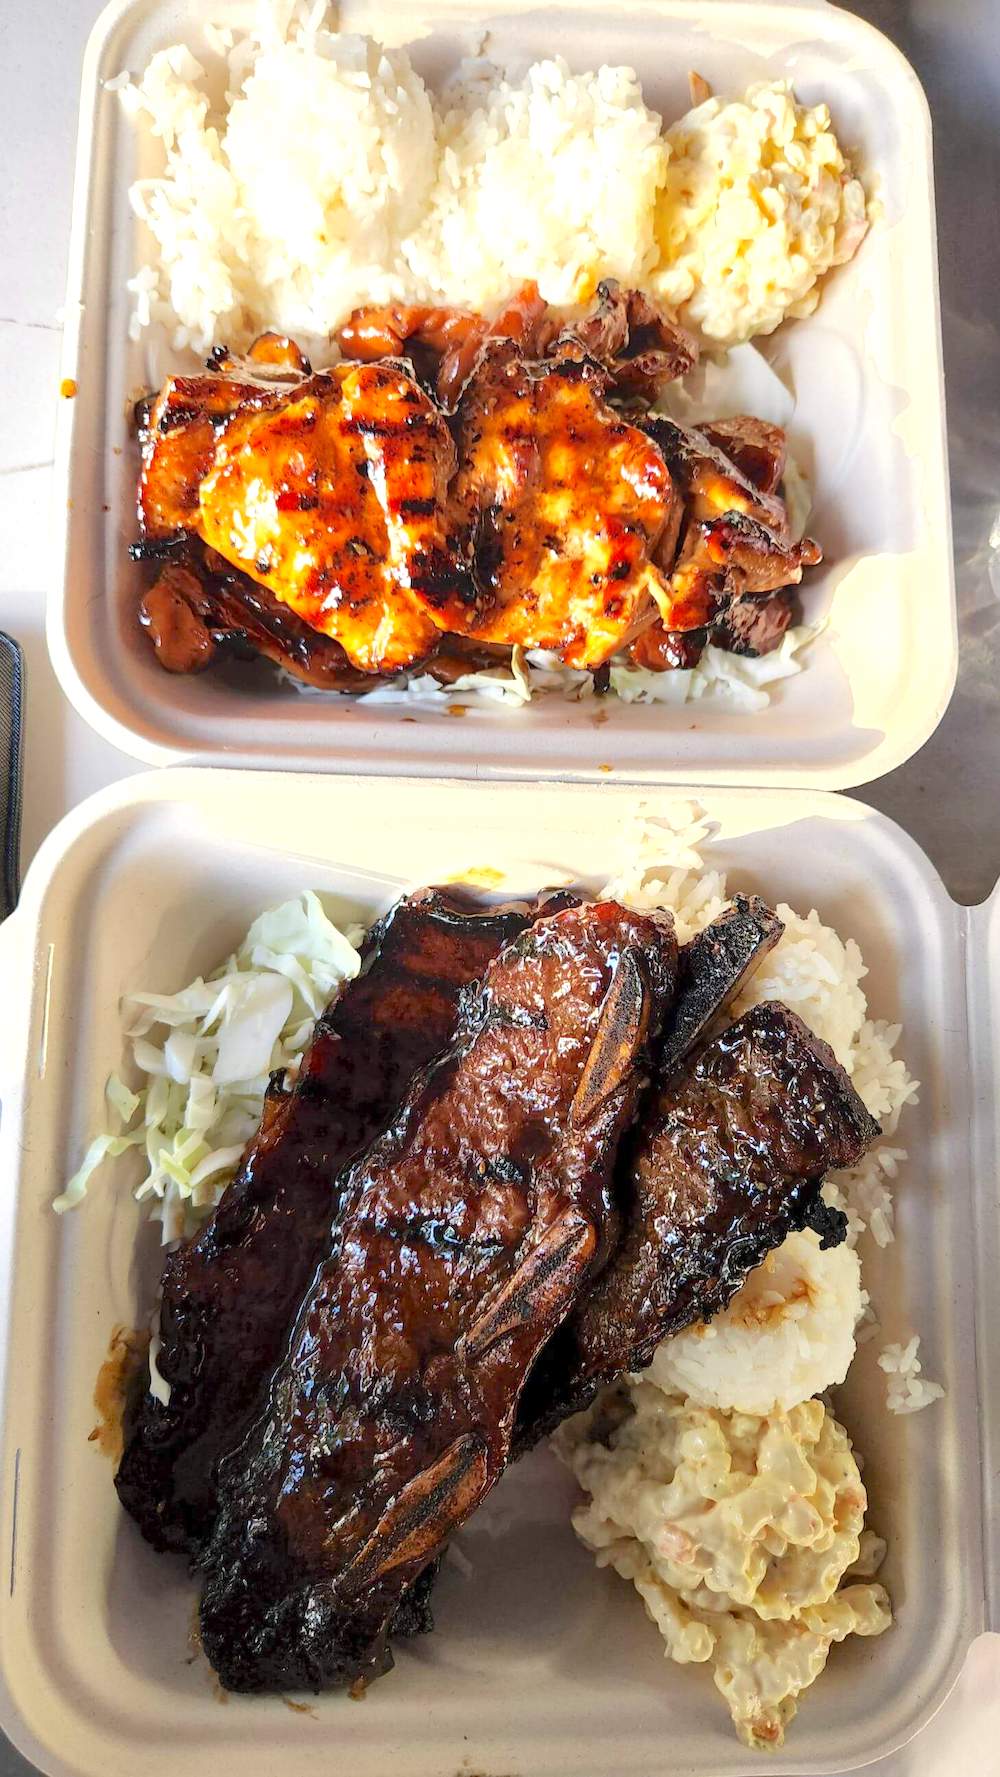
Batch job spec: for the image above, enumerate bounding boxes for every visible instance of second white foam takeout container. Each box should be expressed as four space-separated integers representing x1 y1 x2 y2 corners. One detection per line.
0 771 996 1777
50 0 955 785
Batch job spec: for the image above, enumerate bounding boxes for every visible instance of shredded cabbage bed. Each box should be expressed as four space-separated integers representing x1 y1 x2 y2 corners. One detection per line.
54 892 364 1242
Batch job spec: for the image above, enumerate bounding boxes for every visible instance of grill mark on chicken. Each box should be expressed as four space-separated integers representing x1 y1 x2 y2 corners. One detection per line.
134 305 820 684
148 363 467 672
197 900 678 1694
433 342 680 667
115 889 559 1562
517 1000 877 1443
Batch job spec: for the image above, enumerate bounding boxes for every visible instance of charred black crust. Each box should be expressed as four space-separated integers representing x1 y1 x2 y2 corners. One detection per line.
657 895 784 1079
114 890 549 1562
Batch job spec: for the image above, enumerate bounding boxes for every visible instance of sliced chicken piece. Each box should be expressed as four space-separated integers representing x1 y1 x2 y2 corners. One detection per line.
628 625 707 672
712 587 800 657
411 344 679 669
699 415 787 495
632 416 821 660
560 281 699 402
137 336 314 539
338 280 697 412
338 282 557 408
137 375 278 539
195 362 466 673
138 557 372 689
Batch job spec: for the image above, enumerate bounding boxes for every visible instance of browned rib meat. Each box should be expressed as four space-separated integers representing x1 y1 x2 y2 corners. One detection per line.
197 900 678 1693
115 889 555 1560
518 1001 876 1441
656 896 784 1078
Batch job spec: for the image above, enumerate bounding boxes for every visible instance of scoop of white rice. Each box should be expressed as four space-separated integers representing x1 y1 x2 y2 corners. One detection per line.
646 1230 863 1414
120 18 667 354
403 57 667 310
118 10 865 358
123 29 438 352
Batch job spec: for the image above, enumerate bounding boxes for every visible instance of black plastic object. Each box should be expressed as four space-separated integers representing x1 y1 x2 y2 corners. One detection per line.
0 632 24 920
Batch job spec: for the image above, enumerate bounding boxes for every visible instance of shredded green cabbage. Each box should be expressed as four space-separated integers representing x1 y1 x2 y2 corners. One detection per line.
55 891 363 1242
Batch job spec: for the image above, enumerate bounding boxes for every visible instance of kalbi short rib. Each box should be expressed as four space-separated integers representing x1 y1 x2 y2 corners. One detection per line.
657 895 785 1078
518 1000 878 1442
116 888 552 1559
198 900 678 1693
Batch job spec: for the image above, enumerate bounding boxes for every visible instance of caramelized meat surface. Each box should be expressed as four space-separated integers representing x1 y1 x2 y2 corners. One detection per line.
196 364 461 673
562 281 698 402
519 1000 877 1441
137 335 312 539
337 281 558 408
656 896 785 1079
438 344 680 668
138 557 371 688
115 889 544 1559
712 587 799 658
134 318 821 684
632 415 820 662
337 278 695 410
198 900 678 1693
699 415 787 496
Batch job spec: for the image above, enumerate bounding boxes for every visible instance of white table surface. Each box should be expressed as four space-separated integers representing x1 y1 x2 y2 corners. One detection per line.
1 1 998 1772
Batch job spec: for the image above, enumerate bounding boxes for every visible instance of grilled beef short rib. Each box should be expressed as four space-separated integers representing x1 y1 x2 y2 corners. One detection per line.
116 888 562 1560
656 894 785 1078
518 1000 877 1442
197 900 678 1693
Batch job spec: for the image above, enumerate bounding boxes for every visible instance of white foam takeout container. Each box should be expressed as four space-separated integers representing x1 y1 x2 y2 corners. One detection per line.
0 770 996 1777
50 0 955 786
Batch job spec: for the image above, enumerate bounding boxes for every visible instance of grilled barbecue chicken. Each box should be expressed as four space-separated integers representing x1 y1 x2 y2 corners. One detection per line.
423 344 681 666
629 415 820 671
134 284 820 684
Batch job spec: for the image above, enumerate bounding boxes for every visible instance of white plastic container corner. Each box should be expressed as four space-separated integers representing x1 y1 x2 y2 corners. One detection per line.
48 0 956 785
0 770 995 1777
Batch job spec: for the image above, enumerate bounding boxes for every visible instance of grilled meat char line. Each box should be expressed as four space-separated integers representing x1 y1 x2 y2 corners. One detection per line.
198 900 679 1694
120 886 879 1696
518 999 874 1445
116 887 578 1563
657 894 785 1079
134 283 819 683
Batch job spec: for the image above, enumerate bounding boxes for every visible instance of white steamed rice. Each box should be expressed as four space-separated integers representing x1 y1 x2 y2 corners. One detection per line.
645 1231 863 1416
117 6 865 357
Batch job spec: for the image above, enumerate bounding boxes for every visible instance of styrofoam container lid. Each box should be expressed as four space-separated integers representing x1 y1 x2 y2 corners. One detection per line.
0 770 995 1776
49 0 955 786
